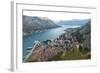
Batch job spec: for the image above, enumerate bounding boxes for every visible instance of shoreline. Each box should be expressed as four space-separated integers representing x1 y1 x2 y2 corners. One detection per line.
23 26 61 37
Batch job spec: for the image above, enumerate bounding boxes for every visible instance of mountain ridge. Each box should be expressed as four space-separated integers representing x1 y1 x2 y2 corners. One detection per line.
23 15 60 36
57 19 90 26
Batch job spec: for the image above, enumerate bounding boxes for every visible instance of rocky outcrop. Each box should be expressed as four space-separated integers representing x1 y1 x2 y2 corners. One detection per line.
28 45 63 62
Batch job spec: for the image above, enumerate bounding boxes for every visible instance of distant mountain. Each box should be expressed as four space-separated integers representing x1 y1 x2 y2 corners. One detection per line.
23 15 60 34
58 19 90 26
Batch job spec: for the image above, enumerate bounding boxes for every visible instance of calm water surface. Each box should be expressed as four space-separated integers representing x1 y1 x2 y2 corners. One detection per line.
23 25 81 58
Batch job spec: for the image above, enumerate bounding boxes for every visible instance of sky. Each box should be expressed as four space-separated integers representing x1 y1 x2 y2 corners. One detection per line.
23 10 91 21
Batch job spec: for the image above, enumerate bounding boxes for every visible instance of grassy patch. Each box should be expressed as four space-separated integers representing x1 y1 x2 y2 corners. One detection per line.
48 48 91 61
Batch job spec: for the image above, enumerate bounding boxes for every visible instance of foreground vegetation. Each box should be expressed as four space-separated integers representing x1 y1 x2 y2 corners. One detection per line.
48 47 91 61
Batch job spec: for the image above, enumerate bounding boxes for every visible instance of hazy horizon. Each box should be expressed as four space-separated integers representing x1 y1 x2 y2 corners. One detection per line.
23 10 91 21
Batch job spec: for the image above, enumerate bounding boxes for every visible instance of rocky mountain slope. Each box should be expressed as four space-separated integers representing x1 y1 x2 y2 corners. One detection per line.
71 20 91 49
23 15 60 35
26 20 91 62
